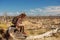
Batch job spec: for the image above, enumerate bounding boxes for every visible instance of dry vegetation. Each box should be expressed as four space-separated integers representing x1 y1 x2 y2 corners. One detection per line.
0 16 60 40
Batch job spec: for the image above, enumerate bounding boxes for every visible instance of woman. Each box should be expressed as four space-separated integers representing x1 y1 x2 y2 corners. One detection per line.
5 13 27 40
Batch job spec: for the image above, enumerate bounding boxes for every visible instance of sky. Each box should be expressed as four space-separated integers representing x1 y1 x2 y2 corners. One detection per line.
0 0 60 16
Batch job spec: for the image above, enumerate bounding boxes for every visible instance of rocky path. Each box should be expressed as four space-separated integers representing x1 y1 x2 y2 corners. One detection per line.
25 28 59 40
1 28 59 40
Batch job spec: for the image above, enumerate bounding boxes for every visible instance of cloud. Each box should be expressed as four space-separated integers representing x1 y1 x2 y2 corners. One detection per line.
43 6 60 16
44 6 60 12
27 6 60 16
1 6 60 16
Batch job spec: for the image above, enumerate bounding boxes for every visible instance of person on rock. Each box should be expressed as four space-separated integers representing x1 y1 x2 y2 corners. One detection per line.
5 13 27 40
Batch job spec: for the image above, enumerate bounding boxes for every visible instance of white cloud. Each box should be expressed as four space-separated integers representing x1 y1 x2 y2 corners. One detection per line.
27 6 60 16
1 6 60 16
44 6 60 12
